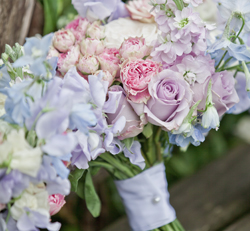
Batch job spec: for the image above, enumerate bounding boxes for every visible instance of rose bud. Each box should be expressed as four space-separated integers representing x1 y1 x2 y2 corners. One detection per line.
120 58 161 103
95 70 114 87
119 37 152 59
57 45 80 76
53 29 76 53
98 48 120 77
106 85 144 140
49 194 66 216
80 38 105 56
66 17 90 42
86 21 105 40
77 55 99 74
47 46 60 59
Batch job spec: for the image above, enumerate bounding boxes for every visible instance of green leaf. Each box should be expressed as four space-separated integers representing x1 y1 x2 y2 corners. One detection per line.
142 123 153 138
69 168 85 192
43 0 58 35
85 170 101 217
172 0 184 10
123 137 134 150
26 130 37 147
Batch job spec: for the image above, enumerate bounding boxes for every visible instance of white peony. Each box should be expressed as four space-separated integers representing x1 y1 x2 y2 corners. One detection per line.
11 183 50 220
0 129 42 177
104 18 159 49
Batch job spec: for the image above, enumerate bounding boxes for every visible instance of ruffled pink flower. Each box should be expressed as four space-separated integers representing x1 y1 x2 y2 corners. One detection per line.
48 194 66 216
98 48 121 77
119 37 152 59
126 0 155 23
120 58 161 103
86 21 105 40
95 70 114 87
57 45 80 75
47 46 60 59
77 55 99 74
211 71 239 117
106 85 144 140
80 38 105 56
53 29 76 53
144 69 193 131
66 17 90 42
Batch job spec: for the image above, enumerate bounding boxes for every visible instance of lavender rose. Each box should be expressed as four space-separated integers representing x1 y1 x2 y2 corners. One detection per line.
106 85 144 140
144 69 193 131
211 71 239 117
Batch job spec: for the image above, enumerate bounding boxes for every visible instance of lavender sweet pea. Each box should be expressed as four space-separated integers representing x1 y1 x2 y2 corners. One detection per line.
144 69 193 131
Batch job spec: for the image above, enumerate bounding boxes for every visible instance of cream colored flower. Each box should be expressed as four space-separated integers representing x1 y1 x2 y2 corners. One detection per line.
11 183 50 220
0 93 6 117
0 129 42 177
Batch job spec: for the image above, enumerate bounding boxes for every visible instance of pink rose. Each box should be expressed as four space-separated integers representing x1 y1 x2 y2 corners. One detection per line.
120 58 161 103
53 29 76 53
0 203 6 211
47 46 60 59
106 85 144 140
144 69 193 131
80 38 105 56
211 71 239 116
77 55 99 74
48 194 66 216
126 0 155 23
86 21 105 40
95 70 114 87
119 37 152 59
66 17 90 42
98 48 121 77
57 45 80 75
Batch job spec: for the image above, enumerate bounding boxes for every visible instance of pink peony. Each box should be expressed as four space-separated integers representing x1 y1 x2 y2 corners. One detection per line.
47 46 60 59
144 69 193 131
80 38 105 56
126 0 155 23
119 37 152 59
120 58 161 103
98 48 121 77
48 194 66 216
53 29 76 53
86 21 105 40
211 71 239 117
77 55 99 74
95 70 114 87
66 17 90 42
106 85 144 140
57 45 80 75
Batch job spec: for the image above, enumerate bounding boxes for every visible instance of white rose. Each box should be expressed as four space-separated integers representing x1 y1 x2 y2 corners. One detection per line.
11 183 50 220
0 129 42 177
104 18 159 49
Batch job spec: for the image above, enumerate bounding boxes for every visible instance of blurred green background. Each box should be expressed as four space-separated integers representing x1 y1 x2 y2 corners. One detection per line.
35 1 249 230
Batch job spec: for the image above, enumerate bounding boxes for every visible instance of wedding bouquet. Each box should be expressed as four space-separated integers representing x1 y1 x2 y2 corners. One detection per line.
0 0 248 230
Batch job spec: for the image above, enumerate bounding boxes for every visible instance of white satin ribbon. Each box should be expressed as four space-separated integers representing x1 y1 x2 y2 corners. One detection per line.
115 163 176 231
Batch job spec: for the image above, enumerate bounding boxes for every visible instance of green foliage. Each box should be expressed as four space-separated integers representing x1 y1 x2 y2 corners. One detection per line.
85 170 101 217
69 168 85 192
142 123 153 138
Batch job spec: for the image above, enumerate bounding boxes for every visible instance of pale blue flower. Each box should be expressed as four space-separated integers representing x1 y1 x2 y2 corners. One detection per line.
202 105 220 129
13 33 54 76
0 66 11 89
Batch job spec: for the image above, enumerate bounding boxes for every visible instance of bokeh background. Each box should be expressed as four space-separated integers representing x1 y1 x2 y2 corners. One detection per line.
0 0 249 230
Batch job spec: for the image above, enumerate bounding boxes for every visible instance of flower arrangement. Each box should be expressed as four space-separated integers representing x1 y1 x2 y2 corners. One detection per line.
0 0 249 230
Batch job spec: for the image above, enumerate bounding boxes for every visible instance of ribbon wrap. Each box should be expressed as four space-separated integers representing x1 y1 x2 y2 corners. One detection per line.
115 163 176 231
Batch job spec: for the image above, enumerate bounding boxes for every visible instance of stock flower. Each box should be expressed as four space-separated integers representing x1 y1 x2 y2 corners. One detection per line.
211 71 239 116
80 38 105 56
65 17 90 42
98 48 120 77
77 55 99 74
120 58 161 103
86 21 105 39
144 69 193 131
53 29 75 53
106 85 144 140
0 129 42 177
119 37 152 60
13 33 53 76
57 45 80 75
126 0 155 23
48 194 66 216
183 0 203 7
